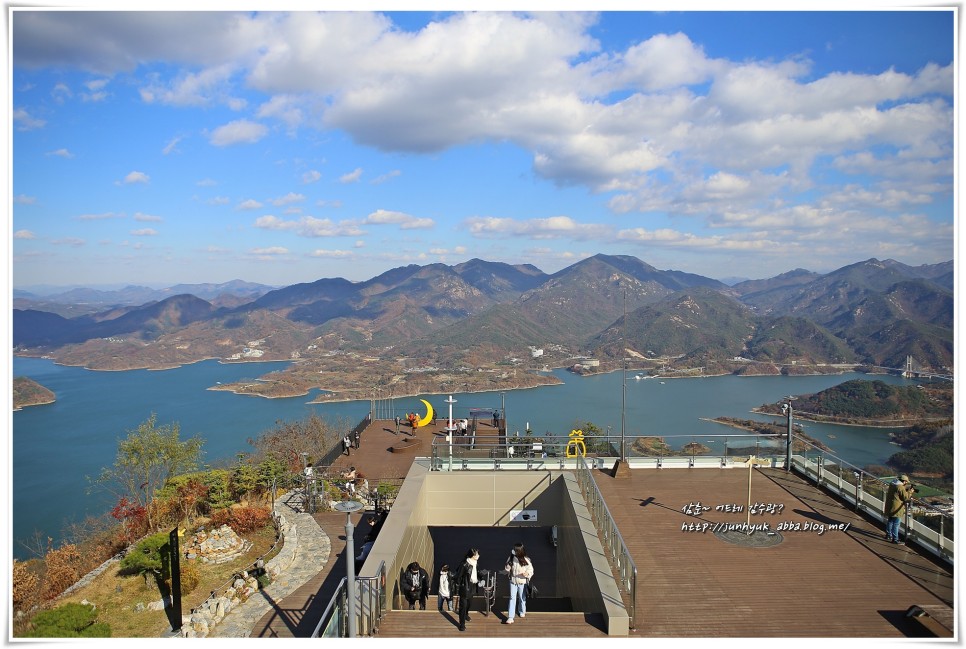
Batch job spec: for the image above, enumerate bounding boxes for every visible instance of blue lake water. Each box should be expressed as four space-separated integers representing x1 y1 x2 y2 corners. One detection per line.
11 356 917 559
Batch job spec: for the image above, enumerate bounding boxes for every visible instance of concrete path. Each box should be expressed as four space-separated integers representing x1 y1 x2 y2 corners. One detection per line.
209 491 331 637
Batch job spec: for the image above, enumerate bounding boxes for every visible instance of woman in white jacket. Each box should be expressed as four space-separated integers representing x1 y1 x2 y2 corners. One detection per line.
504 542 534 624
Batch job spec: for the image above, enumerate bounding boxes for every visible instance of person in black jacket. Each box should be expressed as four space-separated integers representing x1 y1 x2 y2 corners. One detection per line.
452 548 481 631
402 561 430 610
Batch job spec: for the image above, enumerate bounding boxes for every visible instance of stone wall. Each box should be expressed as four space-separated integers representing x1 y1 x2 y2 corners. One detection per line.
182 508 290 637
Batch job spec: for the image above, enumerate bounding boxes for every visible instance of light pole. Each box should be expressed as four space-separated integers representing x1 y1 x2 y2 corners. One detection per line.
334 499 365 637
610 289 631 478
501 391 506 434
445 395 457 471
782 397 796 471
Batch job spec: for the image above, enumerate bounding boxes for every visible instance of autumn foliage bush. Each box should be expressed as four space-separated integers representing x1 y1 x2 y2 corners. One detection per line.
110 498 149 546
209 505 272 534
12 560 40 613
41 544 82 601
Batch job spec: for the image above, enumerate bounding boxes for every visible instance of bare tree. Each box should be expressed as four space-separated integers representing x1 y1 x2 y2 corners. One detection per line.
248 412 346 470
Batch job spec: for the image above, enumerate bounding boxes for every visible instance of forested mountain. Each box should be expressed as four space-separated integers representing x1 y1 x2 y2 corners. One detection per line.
13 256 953 374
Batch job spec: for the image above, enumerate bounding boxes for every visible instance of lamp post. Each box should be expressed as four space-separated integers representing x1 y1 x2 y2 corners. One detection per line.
620 289 627 464
782 397 796 471
334 499 365 637
445 395 457 471
501 391 506 434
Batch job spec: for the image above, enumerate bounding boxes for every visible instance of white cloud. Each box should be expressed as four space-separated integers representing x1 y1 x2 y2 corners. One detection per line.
162 136 184 155
46 148 74 158
140 63 236 107
309 249 354 258
463 215 612 240
81 78 110 102
123 170 150 184
76 212 122 220
271 192 305 206
257 95 303 129
52 82 72 101
13 195 36 204
196 178 217 187
51 237 86 247
13 107 45 130
585 32 721 93
250 246 289 255
362 209 434 229
340 168 363 183
237 199 264 210
208 196 231 206
134 212 163 222
254 214 365 237
371 170 401 185
13 230 36 239
302 170 322 184
10 11 954 253
131 228 158 236
208 119 268 146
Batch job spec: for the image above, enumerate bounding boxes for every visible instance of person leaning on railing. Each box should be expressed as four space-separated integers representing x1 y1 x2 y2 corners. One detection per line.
884 474 915 544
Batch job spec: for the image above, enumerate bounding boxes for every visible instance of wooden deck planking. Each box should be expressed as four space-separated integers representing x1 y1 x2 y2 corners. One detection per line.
249 420 953 638
592 466 953 637
374 610 608 637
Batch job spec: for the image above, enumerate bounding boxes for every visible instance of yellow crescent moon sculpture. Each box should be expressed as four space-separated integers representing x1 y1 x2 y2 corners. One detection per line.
416 399 434 427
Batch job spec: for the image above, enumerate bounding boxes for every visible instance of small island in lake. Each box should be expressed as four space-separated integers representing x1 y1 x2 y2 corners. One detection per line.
752 379 953 426
13 376 55 411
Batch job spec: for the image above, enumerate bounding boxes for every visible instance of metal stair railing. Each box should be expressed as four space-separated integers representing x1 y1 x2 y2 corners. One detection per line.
575 455 637 629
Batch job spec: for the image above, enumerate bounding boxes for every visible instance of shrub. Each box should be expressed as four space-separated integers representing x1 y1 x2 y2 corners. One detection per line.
231 463 260 501
203 470 234 512
233 506 271 533
23 602 111 638
210 506 272 534
110 497 149 545
165 559 201 597
41 544 82 601
119 532 170 583
12 560 40 612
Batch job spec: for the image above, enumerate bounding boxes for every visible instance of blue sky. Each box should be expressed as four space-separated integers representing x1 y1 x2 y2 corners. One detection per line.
8 7 955 289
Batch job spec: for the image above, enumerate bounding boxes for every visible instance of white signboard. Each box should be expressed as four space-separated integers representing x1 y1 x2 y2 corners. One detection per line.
510 509 538 522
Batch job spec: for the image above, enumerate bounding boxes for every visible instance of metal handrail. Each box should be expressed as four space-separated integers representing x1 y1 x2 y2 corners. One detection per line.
430 433 785 470
312 577 347 637
789 434 953 563
574 455 637 629
311 561 388 637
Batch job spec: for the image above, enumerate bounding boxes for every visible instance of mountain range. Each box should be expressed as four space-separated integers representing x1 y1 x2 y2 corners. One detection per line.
13 255 954 375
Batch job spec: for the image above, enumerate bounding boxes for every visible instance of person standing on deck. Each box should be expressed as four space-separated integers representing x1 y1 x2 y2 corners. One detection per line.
437 564 454 612
453 548 480 632
504 542 534 624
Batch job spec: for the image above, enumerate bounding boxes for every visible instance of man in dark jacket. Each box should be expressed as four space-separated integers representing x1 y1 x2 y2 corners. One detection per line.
452 549 480 631
402 562 430 610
